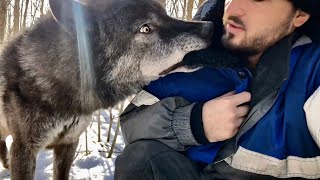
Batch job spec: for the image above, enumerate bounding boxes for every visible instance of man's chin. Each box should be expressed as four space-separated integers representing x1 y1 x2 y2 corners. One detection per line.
222 41 259 56
222 38 241 50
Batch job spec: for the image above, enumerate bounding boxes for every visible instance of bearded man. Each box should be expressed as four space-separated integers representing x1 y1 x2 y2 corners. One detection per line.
115 0 320 179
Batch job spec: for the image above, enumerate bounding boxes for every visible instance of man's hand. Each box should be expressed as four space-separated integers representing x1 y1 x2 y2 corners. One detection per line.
202 91 251 142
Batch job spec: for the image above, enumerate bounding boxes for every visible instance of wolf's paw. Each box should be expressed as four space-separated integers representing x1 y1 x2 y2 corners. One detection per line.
0 159 9 169
2 162 9 169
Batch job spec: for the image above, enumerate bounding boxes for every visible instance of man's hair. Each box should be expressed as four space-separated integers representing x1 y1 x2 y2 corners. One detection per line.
288 0 298 11
289 0 298 10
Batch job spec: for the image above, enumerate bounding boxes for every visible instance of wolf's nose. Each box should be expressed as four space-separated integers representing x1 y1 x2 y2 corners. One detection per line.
201 21 214 37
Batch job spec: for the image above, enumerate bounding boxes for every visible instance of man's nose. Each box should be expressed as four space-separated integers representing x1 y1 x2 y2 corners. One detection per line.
225 0 245 17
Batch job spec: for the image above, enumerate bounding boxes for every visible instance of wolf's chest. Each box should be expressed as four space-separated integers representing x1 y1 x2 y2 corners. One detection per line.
45 115 92 147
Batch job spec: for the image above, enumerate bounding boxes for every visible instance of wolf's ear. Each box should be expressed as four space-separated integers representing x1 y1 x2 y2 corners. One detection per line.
49 0 94 34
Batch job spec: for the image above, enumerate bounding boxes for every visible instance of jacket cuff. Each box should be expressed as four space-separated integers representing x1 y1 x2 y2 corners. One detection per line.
190 102 210 144
172 103 200 146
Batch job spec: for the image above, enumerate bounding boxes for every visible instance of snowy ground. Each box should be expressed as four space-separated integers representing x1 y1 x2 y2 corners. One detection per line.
0 108 125 180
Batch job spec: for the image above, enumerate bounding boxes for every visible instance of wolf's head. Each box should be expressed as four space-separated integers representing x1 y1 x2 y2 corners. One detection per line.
49 0 213 105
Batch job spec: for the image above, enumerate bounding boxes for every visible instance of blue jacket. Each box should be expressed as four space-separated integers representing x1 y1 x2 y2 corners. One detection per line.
147 67 251 163
146 35 320 178
119 0 320 178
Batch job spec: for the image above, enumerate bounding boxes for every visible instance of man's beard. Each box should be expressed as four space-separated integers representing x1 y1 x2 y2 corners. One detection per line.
221 16 294 56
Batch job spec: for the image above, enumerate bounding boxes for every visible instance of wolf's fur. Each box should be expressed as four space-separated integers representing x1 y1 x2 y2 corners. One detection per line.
0 0 213 179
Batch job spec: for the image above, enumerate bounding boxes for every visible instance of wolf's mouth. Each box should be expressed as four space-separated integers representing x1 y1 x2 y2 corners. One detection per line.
159 62 183 76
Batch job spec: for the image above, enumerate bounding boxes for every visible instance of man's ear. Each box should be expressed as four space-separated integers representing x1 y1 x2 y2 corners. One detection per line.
49 0 94 34
293 10 311 28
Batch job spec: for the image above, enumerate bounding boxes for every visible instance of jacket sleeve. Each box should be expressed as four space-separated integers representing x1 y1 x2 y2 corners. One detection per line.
304 86 320 148
120 90 200 151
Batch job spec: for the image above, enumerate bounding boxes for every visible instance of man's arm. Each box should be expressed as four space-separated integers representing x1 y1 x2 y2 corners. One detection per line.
120 90 251 151
120 92 198 151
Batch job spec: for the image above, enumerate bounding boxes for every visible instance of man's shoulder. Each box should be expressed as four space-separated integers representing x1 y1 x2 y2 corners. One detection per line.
193 0 218 20
293 36 320 63
293 37 320 90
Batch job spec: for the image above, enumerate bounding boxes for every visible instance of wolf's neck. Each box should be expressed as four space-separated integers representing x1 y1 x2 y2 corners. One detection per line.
95 79 142 108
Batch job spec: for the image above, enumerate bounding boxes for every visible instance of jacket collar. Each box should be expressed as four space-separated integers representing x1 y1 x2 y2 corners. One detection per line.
292 35 312 48
250 35 312 107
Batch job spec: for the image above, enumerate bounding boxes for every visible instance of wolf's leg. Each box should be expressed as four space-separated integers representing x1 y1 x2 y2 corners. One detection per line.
0 120 10 169
53 140 79 180
0 138 8 169
10 140 38 180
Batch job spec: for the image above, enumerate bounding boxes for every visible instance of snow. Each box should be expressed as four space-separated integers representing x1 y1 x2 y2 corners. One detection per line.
0 108 125 180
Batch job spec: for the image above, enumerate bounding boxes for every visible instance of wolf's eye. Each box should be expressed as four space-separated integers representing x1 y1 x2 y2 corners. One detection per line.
140 25 151 34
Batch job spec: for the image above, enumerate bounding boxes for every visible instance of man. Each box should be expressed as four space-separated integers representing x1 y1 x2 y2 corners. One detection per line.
115 0 320 179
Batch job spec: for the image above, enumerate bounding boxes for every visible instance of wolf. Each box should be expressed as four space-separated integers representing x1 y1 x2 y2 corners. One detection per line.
0 0 213 179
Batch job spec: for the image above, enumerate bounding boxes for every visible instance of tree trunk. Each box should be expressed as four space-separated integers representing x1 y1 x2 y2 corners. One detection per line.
7 0 12 38
22 0 30 30
19 0 23 29
198 0 205 7
13 0 20 33
40 0 44 16
0 0 7 44
186 0 194 20
182 0 187 19
31 0 41 25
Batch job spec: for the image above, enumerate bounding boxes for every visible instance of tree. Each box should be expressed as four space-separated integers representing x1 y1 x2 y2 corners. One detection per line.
186 0 194 20
0 0 8 44
182 0 187 19
40 0 45 16
22 0 30 30
13 0 20 33
198 0 204 7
